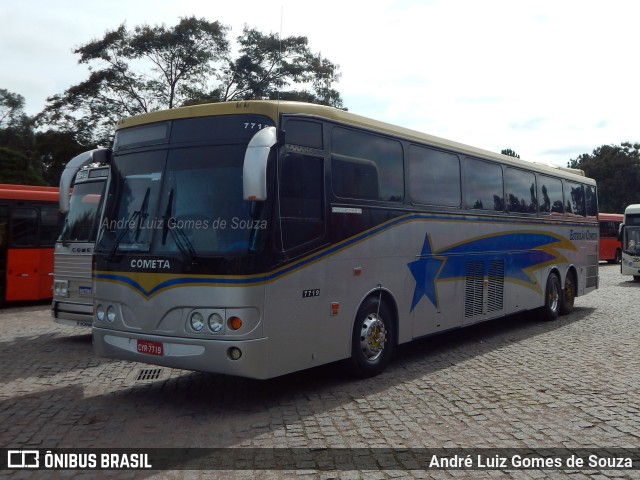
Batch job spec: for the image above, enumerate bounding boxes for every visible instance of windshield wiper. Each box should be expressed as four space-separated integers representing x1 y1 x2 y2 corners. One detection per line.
107 187 150 261
162 188 199 265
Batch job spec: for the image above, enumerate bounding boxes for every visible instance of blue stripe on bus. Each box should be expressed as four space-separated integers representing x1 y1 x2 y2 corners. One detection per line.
94 213 586 299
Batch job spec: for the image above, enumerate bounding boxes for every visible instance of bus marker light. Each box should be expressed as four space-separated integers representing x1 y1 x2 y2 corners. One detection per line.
353 267 362 276
228 347 242 360
228 316 242 330
331 302 340 316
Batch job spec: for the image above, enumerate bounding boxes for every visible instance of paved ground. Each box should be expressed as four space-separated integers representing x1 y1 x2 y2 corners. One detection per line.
1 264 639 479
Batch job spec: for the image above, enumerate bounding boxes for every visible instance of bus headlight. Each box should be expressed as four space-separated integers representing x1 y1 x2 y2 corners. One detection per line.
208 313 224 333
96 304 105 322
106 305 117 323
54 280 69 297
190 311 205 331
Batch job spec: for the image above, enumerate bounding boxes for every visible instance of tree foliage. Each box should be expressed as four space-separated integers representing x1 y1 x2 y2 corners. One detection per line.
0 147 46 185
568 142 640 213
501 148 520 158
36 17 343 145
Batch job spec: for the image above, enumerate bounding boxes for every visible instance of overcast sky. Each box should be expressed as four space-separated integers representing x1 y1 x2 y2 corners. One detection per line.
2 0 638 166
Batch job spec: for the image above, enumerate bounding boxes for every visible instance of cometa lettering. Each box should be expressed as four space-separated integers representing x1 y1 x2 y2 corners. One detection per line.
130 259 171 270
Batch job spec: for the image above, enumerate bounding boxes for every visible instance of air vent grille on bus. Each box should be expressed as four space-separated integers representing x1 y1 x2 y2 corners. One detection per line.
487 259 505 313
464 261 484 318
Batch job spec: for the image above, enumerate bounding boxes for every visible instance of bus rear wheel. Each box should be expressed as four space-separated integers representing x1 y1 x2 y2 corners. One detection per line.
540 273 561 321
560 271 576 315
348 297 395 378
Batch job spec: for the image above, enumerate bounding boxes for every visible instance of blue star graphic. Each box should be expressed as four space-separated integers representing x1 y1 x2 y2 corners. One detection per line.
407 233 446 311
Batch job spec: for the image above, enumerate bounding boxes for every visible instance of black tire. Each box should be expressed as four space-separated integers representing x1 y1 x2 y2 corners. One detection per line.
634 276 640 282
560 271 576 315
615 249 622 263
541 273 561 321
348 296 395 378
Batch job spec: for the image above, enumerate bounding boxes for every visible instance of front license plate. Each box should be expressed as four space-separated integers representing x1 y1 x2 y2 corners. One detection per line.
137 339 163 356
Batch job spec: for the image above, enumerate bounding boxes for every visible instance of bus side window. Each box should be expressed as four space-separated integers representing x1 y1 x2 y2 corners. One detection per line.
464 157 504 211
10 208 38 247
538 175 564 216
279 153 324 250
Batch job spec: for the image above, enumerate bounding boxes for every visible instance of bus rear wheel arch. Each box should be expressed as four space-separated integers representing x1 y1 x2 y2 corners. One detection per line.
348 294 396 378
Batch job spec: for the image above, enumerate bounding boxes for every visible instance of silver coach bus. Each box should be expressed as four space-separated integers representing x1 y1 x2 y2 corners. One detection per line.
92 101 599 379
52 151 109 327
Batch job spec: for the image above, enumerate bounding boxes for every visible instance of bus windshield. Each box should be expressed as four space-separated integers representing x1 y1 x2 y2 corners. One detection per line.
97 144 267 257
59 181 104 243
623 226 640 254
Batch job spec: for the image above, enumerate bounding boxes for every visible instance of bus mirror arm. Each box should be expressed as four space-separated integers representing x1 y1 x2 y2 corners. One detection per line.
59 148 112 213
243 126 277 202
618 223 625 241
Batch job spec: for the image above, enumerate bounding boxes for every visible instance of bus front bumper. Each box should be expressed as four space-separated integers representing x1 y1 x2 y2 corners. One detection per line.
52 301 93 327
93 327 270 379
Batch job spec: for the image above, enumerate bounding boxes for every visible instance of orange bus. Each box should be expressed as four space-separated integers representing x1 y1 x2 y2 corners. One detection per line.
598 213 623 263
0 184 60 304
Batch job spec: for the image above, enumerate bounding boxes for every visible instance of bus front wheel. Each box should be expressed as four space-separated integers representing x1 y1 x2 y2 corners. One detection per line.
541 273 561 321
348 297 395 378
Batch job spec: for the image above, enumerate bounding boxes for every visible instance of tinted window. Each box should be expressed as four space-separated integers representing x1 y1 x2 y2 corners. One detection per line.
538 175 564 215
39 204 60 246
505 168 537 213
280 153 324 250
10 208 38 247
332 127 403 202
565 181 585 217
464 158 504 211
585 184 598 219
285 120 323 149
409 146 460 207
599 221 619 238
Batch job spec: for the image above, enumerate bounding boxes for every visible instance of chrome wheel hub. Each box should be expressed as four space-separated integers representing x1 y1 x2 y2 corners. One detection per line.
360 313 387 362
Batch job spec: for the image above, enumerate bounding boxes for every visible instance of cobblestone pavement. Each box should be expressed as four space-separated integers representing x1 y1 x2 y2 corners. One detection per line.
1 264 639 479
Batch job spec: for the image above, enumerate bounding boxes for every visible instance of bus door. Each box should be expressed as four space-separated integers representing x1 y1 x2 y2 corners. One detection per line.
5 205 56 301
0 205 7 301
6 207 40 301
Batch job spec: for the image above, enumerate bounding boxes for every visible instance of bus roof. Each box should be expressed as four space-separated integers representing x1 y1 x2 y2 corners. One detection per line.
624 204 640 215
598 213 624 221
116 100 596 185
0 184 59 202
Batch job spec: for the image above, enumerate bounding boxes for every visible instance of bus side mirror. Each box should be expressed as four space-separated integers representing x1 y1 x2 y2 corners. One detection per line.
243 126 277 202
618 223 625 241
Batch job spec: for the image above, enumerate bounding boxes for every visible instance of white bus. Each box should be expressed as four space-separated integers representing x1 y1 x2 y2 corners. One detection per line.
52 151 109 327
92 101 599 379
619 204 640 281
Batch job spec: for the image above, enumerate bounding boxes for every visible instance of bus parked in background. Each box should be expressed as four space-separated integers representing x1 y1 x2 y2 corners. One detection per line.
598 213 623 263
52 150 109 326
92 101 599 379
619 204 640 281
0 184 59 305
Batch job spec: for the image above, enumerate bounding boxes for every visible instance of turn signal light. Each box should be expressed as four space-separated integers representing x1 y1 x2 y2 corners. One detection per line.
228 316 242 330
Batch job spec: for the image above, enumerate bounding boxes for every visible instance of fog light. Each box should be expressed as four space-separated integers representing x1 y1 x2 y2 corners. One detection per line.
208 313 224 333
96 304 105 322
228 316 242 331
190 311 205 331
228 347 242 360
106 305 117 323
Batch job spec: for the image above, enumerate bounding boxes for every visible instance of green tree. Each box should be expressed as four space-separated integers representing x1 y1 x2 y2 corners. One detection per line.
0 147 46 185
37 17 343 145
568 142 640 213
35 130 97 186
0 89 34 153
501 148 520 158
